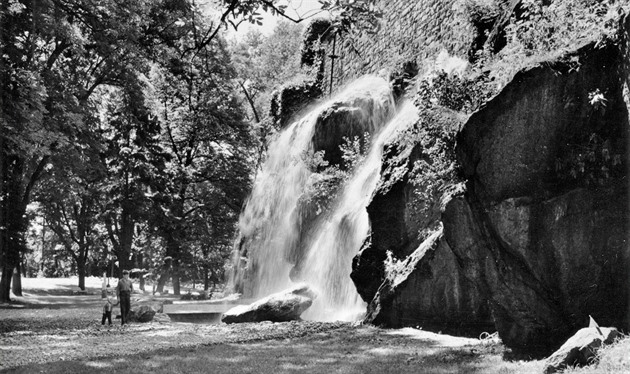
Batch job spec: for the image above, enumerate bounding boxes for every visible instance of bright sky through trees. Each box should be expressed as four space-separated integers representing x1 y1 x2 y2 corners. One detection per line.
204 0 324 38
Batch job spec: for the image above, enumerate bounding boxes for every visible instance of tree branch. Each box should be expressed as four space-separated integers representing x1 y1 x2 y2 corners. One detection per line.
22 156 50 209
185 0 240 58
237 80 260 123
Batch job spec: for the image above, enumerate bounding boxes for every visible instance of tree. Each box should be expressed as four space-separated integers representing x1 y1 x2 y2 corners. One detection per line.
99 79 165 278
230 20 306 123
147 9 254 294
1 0 82 301
36 137 108 290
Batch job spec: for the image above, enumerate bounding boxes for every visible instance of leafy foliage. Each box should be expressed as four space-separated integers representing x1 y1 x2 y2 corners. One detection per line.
230 20 309 124
415 70 495 114
482 0 628 87
217 0 382 37
300 134 368 216
556 132 625 187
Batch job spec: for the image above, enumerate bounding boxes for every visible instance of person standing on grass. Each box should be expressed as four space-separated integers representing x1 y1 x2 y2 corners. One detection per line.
102 292 119 326
117 269 133 325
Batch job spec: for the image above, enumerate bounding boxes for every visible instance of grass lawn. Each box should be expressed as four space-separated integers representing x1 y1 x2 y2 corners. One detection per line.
1 277 627 373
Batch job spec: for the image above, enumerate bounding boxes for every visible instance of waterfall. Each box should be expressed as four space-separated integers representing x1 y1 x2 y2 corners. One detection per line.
231 76 419 321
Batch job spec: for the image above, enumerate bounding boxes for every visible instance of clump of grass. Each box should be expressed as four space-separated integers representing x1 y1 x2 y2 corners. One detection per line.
561 333 630 373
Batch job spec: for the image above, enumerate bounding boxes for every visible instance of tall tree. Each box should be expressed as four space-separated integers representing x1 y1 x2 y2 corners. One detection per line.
148 11 254 294
36 133 107 290
99 78 164 277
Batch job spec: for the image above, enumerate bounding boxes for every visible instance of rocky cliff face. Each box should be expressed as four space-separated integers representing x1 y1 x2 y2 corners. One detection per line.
447 41 629 353
352 106 493 334
353 39 629 354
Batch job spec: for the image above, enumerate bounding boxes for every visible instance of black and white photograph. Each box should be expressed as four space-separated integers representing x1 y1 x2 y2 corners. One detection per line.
1 0 629 372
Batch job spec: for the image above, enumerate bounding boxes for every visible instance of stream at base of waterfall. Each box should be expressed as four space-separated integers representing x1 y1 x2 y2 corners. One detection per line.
229 76 420 321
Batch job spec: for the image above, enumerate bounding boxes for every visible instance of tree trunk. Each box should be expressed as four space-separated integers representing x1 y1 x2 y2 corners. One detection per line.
156 268 169 293
1 202 25 302
108 208 135 278
204 267 209 291
0 265 13 302
134 252 145 291
77 260 86 291
1 175 27 301
172 260 180 296
12 262 22 296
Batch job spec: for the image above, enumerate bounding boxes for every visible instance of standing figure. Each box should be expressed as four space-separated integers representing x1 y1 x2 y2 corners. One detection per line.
101 292 118 326
117 269 133 325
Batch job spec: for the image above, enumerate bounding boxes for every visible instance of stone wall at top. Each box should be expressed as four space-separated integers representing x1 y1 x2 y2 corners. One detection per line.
322 0 474 90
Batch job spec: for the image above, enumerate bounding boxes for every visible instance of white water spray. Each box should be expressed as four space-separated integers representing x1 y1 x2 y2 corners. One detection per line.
231 76 419 321
300 102 419 320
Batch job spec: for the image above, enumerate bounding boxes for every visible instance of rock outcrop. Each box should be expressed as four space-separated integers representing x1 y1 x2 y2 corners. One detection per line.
543 327 622 374
353 37 629 355
311 79 395 167
352 106 492 333
221 284 316 324
446 41 630 353
270 80 322 129
364 229 492 333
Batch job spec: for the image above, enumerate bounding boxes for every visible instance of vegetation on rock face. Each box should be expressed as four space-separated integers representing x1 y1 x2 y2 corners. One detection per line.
300 133 368 217
478 0 628 87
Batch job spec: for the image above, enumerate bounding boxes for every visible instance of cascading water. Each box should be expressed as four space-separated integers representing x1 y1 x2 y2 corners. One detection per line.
299 102 419 320
230 76 419 321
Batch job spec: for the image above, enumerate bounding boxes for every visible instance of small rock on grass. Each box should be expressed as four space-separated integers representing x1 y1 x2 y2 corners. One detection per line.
543 327 622 374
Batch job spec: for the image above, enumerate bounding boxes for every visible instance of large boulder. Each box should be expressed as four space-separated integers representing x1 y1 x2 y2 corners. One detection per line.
543 327 622 374
445 40 630 354
129 305 157 323
221 284 316 324
128 299 164 323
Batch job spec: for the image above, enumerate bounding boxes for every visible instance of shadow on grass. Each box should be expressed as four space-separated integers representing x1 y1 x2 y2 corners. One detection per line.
4 327 543 374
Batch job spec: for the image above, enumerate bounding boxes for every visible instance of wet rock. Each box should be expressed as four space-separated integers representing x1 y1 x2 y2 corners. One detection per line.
222 284 316 324
352 106 490 334
543 327 622 374
312 78 395 167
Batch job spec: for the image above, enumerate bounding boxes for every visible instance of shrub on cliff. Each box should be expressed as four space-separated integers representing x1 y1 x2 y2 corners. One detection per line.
299 134 368 216
486 0 628 87
269 79 323 129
